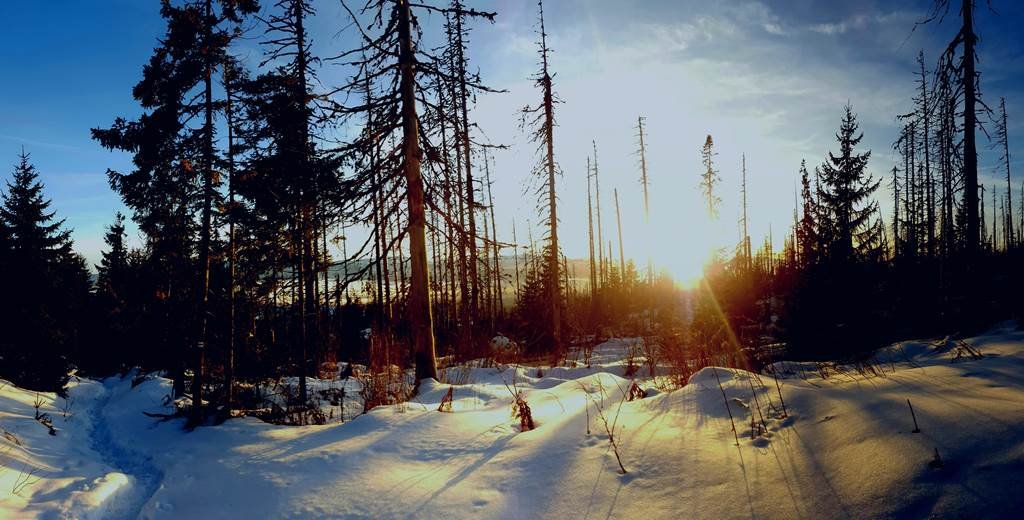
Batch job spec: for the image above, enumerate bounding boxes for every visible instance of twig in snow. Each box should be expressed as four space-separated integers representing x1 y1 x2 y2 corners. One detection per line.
746 375 768 437
773 370 788 418
712 367 740 446
575 381 591 435
12 463 39 495
907 399 921 433
585 378 628 474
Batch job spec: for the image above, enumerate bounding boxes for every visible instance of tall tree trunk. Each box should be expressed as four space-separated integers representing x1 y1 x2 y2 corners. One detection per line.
224 61 237 409
365 78 387 326
741 154 751 270
445 60 471 348
1002 98 1013 248
636 116 652 283
540 5 560 352
294 0 314 404
481 211 493 328
192 0 215 424
917 52 935 258
587 159 597 299
453 5 480 325
962 0 980 253
512 220 521 303
614 188 625 278
398 0 437 383
485 152 503 320
592 141 604 289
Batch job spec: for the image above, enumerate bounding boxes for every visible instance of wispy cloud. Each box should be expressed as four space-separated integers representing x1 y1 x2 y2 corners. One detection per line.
0 133 81 152
807 11 919 37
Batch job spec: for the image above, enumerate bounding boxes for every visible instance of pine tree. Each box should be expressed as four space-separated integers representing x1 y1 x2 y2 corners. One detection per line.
95 213 136 372
699 135 721 218
796 160 819 267
521 0 562 352
97 213 129 297
816 105 881 264
0 152 86 391
249 0 330 406
93 0 257 417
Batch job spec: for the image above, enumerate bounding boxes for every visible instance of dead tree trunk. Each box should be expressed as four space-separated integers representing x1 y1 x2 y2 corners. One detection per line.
398 0 437 383
614 188 625 278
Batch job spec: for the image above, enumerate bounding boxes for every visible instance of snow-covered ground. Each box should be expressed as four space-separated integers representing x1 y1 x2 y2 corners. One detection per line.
2 327 1024 519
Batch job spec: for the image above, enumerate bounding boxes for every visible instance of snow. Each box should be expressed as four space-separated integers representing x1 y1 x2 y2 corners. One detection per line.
3 329 1024 518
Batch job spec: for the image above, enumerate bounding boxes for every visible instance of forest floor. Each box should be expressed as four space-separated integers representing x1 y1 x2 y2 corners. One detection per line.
2 325 1024 519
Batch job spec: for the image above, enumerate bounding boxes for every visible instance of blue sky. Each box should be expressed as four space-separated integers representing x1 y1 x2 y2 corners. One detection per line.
1 0 1022 278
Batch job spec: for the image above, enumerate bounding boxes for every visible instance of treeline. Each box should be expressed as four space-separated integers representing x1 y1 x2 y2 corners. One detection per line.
2 0 1018 418
694 0 1023 362
83 0 563 423
2 0 579 423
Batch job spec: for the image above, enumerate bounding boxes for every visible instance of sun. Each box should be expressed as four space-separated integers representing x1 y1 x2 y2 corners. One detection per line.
659 250 710 289
647 220 723 289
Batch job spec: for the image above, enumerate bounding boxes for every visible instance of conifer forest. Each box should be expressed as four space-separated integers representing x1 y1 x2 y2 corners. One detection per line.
1 1 1023 518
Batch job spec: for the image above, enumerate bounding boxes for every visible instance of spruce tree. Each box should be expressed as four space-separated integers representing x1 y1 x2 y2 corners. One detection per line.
95 213 133 372
0 152 86 391
93 0 257 409
521 0 562 352
796 160 819 268
816 104 881 264
97 213 129 295
699 135 721 218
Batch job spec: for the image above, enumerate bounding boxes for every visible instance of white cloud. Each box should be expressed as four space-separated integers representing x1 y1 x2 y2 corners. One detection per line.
465 0 932 264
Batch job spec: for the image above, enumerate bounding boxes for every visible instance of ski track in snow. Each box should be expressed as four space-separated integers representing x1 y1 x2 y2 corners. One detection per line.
87 380 164 520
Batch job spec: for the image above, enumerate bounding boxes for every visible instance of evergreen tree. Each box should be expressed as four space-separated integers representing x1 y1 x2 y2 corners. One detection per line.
2 153 73 263
796 160 819 267
93 0 257 417
94 212 134 372
816 104 881 264
97 213 129 294
0 152 88 391
699 135 721 218
521 0 562 352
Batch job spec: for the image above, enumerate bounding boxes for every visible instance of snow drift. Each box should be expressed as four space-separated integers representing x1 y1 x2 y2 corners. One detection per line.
2 330 1024 518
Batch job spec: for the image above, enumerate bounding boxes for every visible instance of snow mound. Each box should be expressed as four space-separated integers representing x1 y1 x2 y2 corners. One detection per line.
4 330 1024 518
